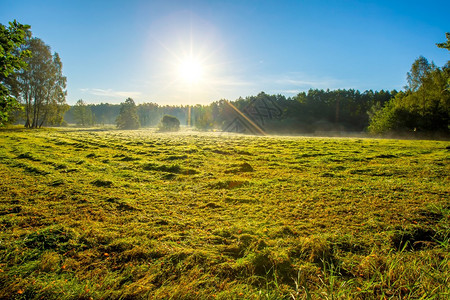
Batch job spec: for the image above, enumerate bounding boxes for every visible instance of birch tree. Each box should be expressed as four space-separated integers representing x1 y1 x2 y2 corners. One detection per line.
17 38 68 128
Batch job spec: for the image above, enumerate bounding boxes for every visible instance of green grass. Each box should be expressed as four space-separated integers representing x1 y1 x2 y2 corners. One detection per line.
0 127 448 299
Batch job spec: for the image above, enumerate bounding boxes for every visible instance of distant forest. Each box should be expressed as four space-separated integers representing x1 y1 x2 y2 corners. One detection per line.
64 89 396 134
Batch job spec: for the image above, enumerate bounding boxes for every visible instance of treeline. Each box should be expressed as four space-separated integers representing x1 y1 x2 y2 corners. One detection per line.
65 89 396 134
64 69 447 135
197 89 398 133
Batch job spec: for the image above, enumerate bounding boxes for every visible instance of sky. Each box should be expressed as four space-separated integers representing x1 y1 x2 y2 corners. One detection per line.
1 0 449 106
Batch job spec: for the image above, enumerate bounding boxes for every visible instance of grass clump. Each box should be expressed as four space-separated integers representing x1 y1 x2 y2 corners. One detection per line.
142 162 181 173
23 225 77 253
209 180 248 189
225 162 254 173
91 179 113 187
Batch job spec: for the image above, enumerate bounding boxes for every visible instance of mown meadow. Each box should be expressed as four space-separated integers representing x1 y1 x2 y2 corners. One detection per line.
0 127 448 299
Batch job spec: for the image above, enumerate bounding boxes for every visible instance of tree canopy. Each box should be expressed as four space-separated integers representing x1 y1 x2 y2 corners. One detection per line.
116 98 140 129
15 37 68 128
73 99 94 126
159 115 180 132
436 32 450 51
0 20 31 126
369 58 449 134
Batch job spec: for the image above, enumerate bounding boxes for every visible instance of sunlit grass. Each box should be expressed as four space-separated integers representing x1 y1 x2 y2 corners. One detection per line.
0 128 448 299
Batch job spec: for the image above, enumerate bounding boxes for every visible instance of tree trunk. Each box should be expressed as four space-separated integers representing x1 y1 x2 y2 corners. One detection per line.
32 95 38 128
24 90 31 128
39 109 48 128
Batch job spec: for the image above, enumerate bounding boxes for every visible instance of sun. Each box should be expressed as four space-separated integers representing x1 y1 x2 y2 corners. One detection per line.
178 58 203 84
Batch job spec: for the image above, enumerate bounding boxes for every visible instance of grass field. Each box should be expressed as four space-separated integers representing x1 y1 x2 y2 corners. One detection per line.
0 127 448 299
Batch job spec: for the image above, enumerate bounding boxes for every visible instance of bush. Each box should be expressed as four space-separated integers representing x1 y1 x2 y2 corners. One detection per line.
159 115 180 132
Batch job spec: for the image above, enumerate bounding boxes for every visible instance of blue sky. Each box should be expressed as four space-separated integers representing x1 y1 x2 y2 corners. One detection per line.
1 0 449 105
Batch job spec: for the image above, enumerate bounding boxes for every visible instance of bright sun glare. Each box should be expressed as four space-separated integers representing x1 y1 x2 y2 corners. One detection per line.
178 58 203 84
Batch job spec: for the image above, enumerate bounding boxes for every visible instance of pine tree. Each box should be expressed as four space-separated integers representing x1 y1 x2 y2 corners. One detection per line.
116 98 140 129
